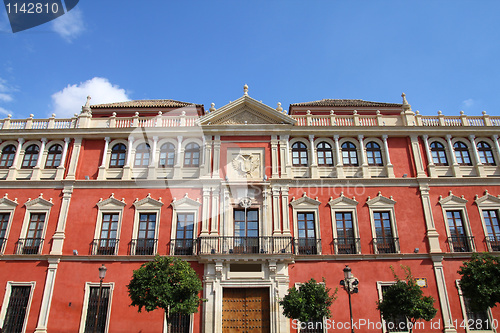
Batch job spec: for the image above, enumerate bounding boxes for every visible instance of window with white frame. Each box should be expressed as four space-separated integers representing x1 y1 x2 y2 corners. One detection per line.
453 141 472 166
438 192 474 253
93 195 125 255
170 195 201 255
18 195 53 255
132 195 162 255
134 143 150 167
316 141 333 166
109 143 126 168
366 141 384 166
328 194 360 254
430 141 448 166
0 194 18 254
292 141 309 167
21 144 40 169
367 193 399 254
0 281 36 333
341 141 359 166
80 282 114 333
377 282 409 333
45 144 63 168
0 144 16 169
290 194 322 255
477 142 496 166
456 280 495 332
183 142 200 167
159 142 176 167
475 191 500 252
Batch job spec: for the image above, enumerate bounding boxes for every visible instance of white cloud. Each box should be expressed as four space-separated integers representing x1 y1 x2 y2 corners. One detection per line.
0 107 11 117
462 98 475 109
51 77 130 117
51 8 84 42
0 93 13 102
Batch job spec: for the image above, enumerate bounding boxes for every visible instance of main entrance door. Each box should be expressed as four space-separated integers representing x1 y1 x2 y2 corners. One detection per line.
222 288 270 333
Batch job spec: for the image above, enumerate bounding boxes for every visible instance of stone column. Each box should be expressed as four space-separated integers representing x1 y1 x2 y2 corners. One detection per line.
7 138 24 180
432 255 457 333
97 137 110 180
210 187 219 234
34 258 60 333
469 135 485 177
212 136 221 179
148 136 158 180
492 135 500 165
446 134 461 177
202 135 213 178
358 135 369 178
281 187 290 235
65 137 82 180
200 187 211 235
422 135 436 177
308 135 318 178
173 135 183 179
55 137 71 180
272 187 281 235
334 135 344 178
271 135 279 178
31 138 46 180
419 184 441 253
122 136 134 180
50 185 73 255
382 135 395 178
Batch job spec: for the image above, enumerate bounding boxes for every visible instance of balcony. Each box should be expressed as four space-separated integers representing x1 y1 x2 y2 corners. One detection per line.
131 238 157 255
92 238 119 255
170 239 195 255
373 237 399 254
333 237 360 254
448 235 475 253
197 236 294 255
16 238 43 254
296 238 321 255
487 236 500 252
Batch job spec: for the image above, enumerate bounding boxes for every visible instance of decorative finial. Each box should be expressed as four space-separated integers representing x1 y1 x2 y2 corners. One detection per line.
401 93 411 111
85 95 91 108
460 110 464 115
51 113 56 118
158 111 162 116
402 93 408 105
482 111 487 116
438 110 442 115
112 112 117 117
306 110 311 115
134 112 139 116
376 110 381 115
330 110 334 115
209 103 216 112
29 114 34 119
244 84 249 95
276 102 283 112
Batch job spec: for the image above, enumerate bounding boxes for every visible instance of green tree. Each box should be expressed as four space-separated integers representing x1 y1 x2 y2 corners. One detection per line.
458 252 500 312
127 256 203 331
377 266 437 333
279 278 337 326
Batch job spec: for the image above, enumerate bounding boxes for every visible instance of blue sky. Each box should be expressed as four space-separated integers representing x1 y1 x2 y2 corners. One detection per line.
0 1 499 119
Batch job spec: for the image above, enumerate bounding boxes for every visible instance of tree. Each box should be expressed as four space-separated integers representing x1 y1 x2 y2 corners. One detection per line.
377 266 437 333
127 256 204 331
279 278 337 328
458 252 500 312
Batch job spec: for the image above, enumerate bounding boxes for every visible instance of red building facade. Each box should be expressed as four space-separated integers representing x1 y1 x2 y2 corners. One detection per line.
0 86 499 332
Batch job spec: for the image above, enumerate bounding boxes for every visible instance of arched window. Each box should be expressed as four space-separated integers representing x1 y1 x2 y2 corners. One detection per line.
159 143 176 167
183 143 200 167
0 145 16 169
292 142 308 166
109 143 126 168
341 142 358 166
366 142 383 166
21 144 39 169
316 142 333 166
477 142 496 165
134 143 150 167
45 144 63 168
430 141 448 166
453 142 471 166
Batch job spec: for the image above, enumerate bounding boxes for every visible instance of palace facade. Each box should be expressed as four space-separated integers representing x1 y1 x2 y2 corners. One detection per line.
0 85 499 332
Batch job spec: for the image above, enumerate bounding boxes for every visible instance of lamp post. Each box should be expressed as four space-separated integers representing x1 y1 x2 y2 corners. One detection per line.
340 265 359 333
93 264 107 333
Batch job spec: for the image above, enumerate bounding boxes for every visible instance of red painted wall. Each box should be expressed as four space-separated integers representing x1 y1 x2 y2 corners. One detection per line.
76 139 103 180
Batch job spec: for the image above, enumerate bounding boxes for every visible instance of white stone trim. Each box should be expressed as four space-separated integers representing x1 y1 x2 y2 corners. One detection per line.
0 281 36 333
290 193 322 254
19 194 53 254
455 280 496 333
132 194 163 255
93 194 126 254
170 194 201 250
438 192 474 252
328 193 360 254
0 194 18 254
475 191 500 252
367 192 399 254
78 282 115 333
376 281 409 333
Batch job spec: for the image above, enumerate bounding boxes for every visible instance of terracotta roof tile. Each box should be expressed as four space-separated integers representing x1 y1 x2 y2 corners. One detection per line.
290 99 402 108
91 99 202 109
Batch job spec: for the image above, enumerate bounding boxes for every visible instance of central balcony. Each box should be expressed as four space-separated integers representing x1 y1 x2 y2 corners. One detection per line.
197 236 294 255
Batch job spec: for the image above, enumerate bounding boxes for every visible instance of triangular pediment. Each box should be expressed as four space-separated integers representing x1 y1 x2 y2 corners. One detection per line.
0 194 18 208
133 194 163 208
199 95 296 126
171 194 201 208
290 193 321 207
328 193 358 207
475 190 500 206
439 191 468 206
97 193 126 208
366 192 396 207
25 194 53 208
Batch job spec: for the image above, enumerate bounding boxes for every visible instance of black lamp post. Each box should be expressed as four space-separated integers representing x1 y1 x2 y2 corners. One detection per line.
93 264 107 333
340 265 359 333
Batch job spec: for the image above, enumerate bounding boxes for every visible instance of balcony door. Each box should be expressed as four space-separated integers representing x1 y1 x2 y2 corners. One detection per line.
234 209 259 254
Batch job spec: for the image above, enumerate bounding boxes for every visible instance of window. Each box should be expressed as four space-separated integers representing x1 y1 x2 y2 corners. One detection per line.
297 212 317 255
316 142 333 166
20 213 45 254
366 142 383 166
477 142 496 165
335 212 356 254
183 143 200 167
447 210 471 252
109 143 126 168
234 209 259 253
483 210 500 251
454 142 471 166
45 144 63 168
457 280 494 332
82 285 112 333
0 145 16 169
341 142 358 166
21 144 39 169
134 213 156 255
292 142 308 166
0 284 34 333
430 141 448 166
169 313 191 333
175 213 195 255
0 213 9 252
134 143 150 167
378 284 408 332
374 211 397 254
95 213 119 255
159 142 175 167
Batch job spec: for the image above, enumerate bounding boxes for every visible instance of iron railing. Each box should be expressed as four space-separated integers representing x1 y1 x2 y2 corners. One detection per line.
16 238 43 254
448 235 474 253
333 237 360 254
486 236 500 252
130 238 157 255
2 285 31 332
92 238 119 255
296 238 321 255
197 236 294 255
169 312 191 333
170 239 196 255
373 237 399 254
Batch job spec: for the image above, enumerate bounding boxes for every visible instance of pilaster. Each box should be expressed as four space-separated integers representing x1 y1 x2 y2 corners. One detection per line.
432 255 457 333
281 187 290 235
65 137 82 180
419 183 441 253
34 258 60 333
50 185 73 255
212 136 221 179
271 135 279 178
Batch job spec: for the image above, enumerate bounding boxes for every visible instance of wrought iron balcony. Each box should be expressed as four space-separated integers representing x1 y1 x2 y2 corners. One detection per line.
92 238 119 255
373 237 399 254
170 239 196 255
448 235 474 253
16 238 43 254
333 237 360 254
487 236 500 252
295 238 321 255
131 238 157 255
197 236 294 255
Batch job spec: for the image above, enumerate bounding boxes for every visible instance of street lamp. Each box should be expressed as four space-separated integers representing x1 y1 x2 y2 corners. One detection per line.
340 265 359 333
93 264 107 333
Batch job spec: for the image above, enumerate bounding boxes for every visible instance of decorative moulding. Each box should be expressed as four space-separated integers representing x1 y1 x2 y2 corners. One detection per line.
474 190 500 205
438 190 468 206
366 191 396 206
0 193 18 207
97 193 126 207
25 193 53 207
133 193 163 208
328 192 358 207
290 192 321 207
171 193 201 208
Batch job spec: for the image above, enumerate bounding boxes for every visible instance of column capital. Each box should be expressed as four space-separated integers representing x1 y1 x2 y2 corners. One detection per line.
41 137 48 143
104 137 110 143
357 134 364 141
64 137 71 143
152 136 159 142
468 134 476 140
422 134 429 140
382 135 388 140
18 137 25 144
493 134 498 140
445 134 452 140
308 134 315 141
128 136 135 143
333 135 340 141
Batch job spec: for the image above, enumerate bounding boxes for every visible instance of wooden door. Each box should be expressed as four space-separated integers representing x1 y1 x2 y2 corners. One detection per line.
222 288 270 333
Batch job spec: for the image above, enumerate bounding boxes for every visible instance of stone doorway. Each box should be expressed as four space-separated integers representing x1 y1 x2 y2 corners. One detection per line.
222 287 270 333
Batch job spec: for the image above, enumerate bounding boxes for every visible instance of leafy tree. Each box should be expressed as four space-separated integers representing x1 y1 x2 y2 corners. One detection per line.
377 266 437 333
458 252 500 312
127 256 204 331
279 278 337 325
